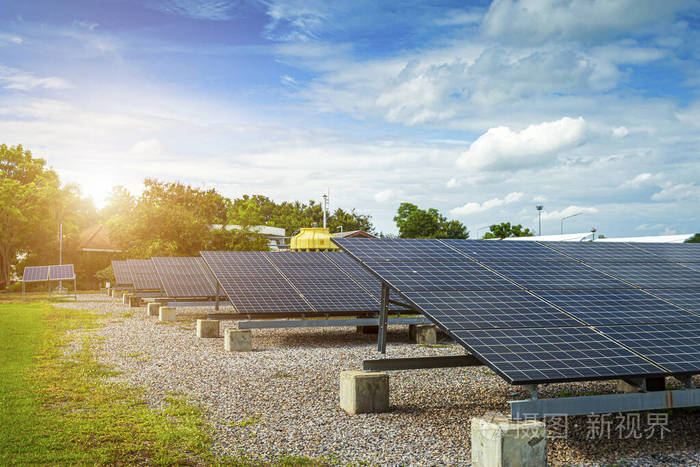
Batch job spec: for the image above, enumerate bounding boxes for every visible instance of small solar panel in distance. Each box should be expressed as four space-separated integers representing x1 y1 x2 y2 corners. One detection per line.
200 251 313 314
441 239 570 262
590 262 700 289
49 264 75 280
152 257 218 298
541 241 667 262
333 238 470 262
111 260 133 285
599 323 700 374
632 242 700 263
485 261 632 290
23 266 49 282
126 259 162 290
534 289 700 326
453 327 665 384
366 261 519 292
404 290 581 330
647 289 700 314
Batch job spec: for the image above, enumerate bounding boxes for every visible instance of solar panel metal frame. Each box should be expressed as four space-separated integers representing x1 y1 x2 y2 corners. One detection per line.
152 257 219 298
125 259 163 291
22 266 50 282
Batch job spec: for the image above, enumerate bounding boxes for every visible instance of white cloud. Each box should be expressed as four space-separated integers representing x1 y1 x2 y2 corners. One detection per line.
612 126 629 138
532 195 547 202
128 139 168 159
651 183 700 201
446 178 461 188
0 33 23 45
635 223 665 231
619 172 658 188
457 117 586 171
450 191 523 216
373 189 396 203
539 205 598 221
0 65 71 91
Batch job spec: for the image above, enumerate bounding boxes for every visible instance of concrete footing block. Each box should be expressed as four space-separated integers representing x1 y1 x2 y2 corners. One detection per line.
128 295 142 307
224 329 252 351
409 324 437 345
471 414 547 467
616 380 640 394
159 306 176 322
197 319 220 338
356 325 378 334
146 302 160 317
122 293 131 305
339 370 389 415
112 289 123 299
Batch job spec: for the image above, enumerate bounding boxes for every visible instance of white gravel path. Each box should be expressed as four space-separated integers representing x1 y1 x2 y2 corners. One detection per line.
56 294 700 466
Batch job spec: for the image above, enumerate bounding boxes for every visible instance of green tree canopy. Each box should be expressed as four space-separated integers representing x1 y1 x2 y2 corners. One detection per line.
483 222 534 239
393 203 469 239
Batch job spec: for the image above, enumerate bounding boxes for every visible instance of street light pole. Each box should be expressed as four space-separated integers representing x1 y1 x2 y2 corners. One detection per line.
561 212 584 235
536 205 543 236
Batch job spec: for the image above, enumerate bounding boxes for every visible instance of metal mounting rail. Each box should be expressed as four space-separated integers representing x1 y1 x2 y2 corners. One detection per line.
510 388 700 420
233 317 429 329
363 355 482 372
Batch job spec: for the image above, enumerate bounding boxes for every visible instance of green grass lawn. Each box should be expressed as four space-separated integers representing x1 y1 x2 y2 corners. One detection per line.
0 302 325 466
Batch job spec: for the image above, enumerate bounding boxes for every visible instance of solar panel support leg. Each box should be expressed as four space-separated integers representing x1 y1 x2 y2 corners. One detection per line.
378 284 389 355
215 283 220 311
678 375 695 389
73 277 77 301
22 281 25 302
524 384 539 400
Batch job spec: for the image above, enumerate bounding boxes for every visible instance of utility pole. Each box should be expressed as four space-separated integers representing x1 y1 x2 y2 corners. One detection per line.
536 205 543 236
322 192 328 228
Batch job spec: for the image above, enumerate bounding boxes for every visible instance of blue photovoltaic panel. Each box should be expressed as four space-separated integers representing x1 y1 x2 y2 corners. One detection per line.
541 241 666 262
632 243 700 263
441 239 570 262
681 263 700 272
200 251 313 314
22 266 49 282
126 259 163 291
403 290 581 330
590 262 700 289
599 323 700 374
49 264 75 280
534 289 700 326
266 251 331 265
365 261 518 292
152 257 219 298
334 238 470 262
111 260 133 285
647 289 700 314
485 261 631 290
452 327 664 384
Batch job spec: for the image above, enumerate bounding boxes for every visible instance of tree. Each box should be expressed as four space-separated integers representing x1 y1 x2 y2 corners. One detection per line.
393 203 469 239
685 234 700 243
483 222 534 239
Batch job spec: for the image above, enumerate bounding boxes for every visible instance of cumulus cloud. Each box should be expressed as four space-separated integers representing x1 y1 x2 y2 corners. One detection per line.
450 191 523 216
612 126 629 138
651 183 700 201
0 65 70 91
457 117 586 171
446 178 461 188
128 139 168 159
539 205 598 221
619 172 660 188
374 189 396 203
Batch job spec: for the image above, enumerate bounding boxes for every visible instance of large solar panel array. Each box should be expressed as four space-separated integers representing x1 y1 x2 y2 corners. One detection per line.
126 259 162 291
23 265 76 282
333 238 700 384
152 257 220 298
200 251 388 315
111 260 133 286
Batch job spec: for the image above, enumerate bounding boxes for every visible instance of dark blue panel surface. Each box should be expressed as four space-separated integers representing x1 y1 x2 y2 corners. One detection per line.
485 262 631 290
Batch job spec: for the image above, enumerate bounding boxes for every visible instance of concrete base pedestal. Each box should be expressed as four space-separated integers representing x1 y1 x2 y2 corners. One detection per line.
339 370 389 415
617 377 666 394
122 293 131 305
159 306 176 322
409 324 437 345
224 329 252 351
128 295 142 307
146 303 160 317
471 414 547 467
197 319 220 338
356 325 379 334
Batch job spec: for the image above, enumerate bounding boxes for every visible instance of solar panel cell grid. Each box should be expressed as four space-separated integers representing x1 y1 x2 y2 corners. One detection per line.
485 261 632 290
534 289 700 326
334 238 470 262
441 239 570 262
49 264 75 280
632 243 700 262
590 262 700 289
647 289 700 314
152 257 218 298
366 261 519 292
453 327 664 384
23 266 49 282
126 259 162 290
541 242 667 262
598 323 700 374
111 260 133 285
404 290 581 330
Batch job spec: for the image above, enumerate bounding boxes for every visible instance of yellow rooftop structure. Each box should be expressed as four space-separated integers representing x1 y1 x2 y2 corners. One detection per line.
290 227 339 251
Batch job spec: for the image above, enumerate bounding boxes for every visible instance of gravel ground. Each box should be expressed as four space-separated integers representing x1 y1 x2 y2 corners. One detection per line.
56 294 700 466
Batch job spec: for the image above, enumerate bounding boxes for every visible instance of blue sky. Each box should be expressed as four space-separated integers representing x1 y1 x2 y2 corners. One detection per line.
1 0 699 236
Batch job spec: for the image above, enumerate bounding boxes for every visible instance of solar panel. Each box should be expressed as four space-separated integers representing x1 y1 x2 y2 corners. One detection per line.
484 261 632 290
111 260 133 285
647 289 700 314
365 261 519 291
200 251 314 314
589 262 700 288
441 239 570 262
598 323 700 374
126 259 162 290
49 264 75 280
452 327 665 384
333 238 470 262
404 290 581 330
632 242 700 262
534 289 700 326
267 251 330 265
681 263 700 272
152 257 219 298
541 241 666 262
22 266 49 282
